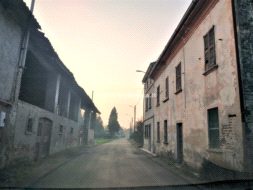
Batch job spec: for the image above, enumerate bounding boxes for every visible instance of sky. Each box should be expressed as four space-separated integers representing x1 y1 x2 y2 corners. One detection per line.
23 0 192 129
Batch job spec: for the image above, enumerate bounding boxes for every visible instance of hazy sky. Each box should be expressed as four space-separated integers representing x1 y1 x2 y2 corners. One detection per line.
24 0 192 129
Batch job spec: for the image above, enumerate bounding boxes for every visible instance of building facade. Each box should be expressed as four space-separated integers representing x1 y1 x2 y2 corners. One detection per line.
143 0 253 172
0 0 100 168
143 62 155 153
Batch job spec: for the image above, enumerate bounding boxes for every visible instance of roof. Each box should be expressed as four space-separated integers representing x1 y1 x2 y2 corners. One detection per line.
142 62 156 83
0 0 41 29
150 0 209 79
29 29 100 114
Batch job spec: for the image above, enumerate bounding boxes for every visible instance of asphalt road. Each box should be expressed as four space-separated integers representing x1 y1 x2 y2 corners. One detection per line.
31 138 194 189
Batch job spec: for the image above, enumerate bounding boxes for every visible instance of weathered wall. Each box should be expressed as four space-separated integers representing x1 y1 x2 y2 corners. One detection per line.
234 0 253 172
13 101 80 160
0 4 22 101
143 81 155 152
154 0 244 171
0 4 22 168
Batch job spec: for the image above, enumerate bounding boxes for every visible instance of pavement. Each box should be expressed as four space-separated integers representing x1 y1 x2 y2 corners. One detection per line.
30 138 199 188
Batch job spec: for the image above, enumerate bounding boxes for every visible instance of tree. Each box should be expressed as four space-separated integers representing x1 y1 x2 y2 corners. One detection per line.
107 107 120 135
94 116 104 138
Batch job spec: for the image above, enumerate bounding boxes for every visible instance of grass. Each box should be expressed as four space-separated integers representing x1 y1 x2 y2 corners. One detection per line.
94 137 118 145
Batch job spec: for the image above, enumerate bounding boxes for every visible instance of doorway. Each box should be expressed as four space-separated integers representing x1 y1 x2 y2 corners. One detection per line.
35 118 52 160
177 123 183 163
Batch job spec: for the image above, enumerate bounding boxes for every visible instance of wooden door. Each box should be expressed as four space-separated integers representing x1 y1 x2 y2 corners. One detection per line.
35 118 52 159
177 123 183 163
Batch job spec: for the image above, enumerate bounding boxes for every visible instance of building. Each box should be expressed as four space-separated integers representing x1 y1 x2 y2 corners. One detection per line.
0 0 100 167
142 62 155 153
143 0 253 172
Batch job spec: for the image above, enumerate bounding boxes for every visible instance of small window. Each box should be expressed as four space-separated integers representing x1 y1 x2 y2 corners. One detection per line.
37 122 42 136
70 127 74 134
149 94 152 109
175 63 182 93
204 26 216 71
164 120 168 143
208 107 220 149
165 77 169 99
157 122 160 143
26 118 33 134
59 125 64 135
157 85 160 106
145 97 149 112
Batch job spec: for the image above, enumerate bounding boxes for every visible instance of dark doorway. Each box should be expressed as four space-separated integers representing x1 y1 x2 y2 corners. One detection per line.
177 123 183 163
35 118 52 160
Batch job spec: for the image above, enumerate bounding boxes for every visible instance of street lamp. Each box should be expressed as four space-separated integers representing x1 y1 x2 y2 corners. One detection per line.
126 114 133 136
136 70 146 73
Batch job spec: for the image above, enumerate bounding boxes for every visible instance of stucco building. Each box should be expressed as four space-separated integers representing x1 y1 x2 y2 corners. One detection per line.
143 0 253 172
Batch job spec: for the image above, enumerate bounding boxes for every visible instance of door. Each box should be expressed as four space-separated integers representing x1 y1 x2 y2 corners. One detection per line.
35 118 52 159
177 123 183 163
148 124 151 151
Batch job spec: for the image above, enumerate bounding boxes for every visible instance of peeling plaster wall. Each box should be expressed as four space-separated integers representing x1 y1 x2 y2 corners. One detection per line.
143 81 155 152
234 0 253 172
154 0 244 171
13 101 80 160
0 4 22 168
0 4 21 101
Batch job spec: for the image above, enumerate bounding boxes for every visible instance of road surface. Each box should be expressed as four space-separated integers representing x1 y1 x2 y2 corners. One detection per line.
31 138 193 188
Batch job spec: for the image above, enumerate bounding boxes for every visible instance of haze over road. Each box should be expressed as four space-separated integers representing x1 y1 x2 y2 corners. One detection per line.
32 138 191 188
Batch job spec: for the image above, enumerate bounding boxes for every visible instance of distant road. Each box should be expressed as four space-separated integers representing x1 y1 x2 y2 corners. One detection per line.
32 138 193 188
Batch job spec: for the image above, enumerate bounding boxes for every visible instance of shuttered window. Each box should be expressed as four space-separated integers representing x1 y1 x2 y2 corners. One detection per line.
208 107 220 149
165 77 169 98
157 122 160 142
164 120 168 143
176 63 182 93
157 85 160 106
204 26 216 71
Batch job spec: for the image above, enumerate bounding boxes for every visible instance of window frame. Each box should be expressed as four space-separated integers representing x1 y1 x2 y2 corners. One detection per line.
149 94 152 109
25 118 33 135
164 120 168 144
207 107 220 149
175 63 182 94
203 26 217 74
157 85 160 106
157 122 160 143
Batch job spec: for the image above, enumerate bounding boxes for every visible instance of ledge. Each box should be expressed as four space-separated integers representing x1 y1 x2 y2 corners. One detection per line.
0 99 13 106
206 148 223 153
203 64 218 76
163 98 169 103
175 89 182 95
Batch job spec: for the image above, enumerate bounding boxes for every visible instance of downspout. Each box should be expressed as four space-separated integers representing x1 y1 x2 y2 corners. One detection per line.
13 0 35 103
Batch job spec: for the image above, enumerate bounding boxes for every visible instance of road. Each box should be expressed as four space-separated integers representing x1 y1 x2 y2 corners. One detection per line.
31 138 194 189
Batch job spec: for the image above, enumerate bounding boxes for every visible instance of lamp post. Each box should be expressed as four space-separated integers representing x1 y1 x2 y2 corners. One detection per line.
129 105 136 132
126 114 133 137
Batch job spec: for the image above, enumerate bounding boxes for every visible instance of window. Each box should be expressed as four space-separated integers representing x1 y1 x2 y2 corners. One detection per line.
59 125 64 135
149 94 152 109
26 118 33 134
70 127 74 134
165 77 169 99
148 125 151 138
204 26 216 71
164 120 168 143
157 85 160 106
145 96 149 112
208 107 220 149
175 63 182 93
157 122 160 142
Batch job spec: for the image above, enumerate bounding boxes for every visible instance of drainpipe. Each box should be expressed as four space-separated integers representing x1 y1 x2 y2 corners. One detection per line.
14 0 35 103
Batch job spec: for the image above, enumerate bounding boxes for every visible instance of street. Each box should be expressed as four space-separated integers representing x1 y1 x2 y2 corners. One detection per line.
31 138 192 189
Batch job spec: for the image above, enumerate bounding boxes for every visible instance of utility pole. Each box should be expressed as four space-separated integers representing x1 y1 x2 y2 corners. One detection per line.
134 105 136 132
